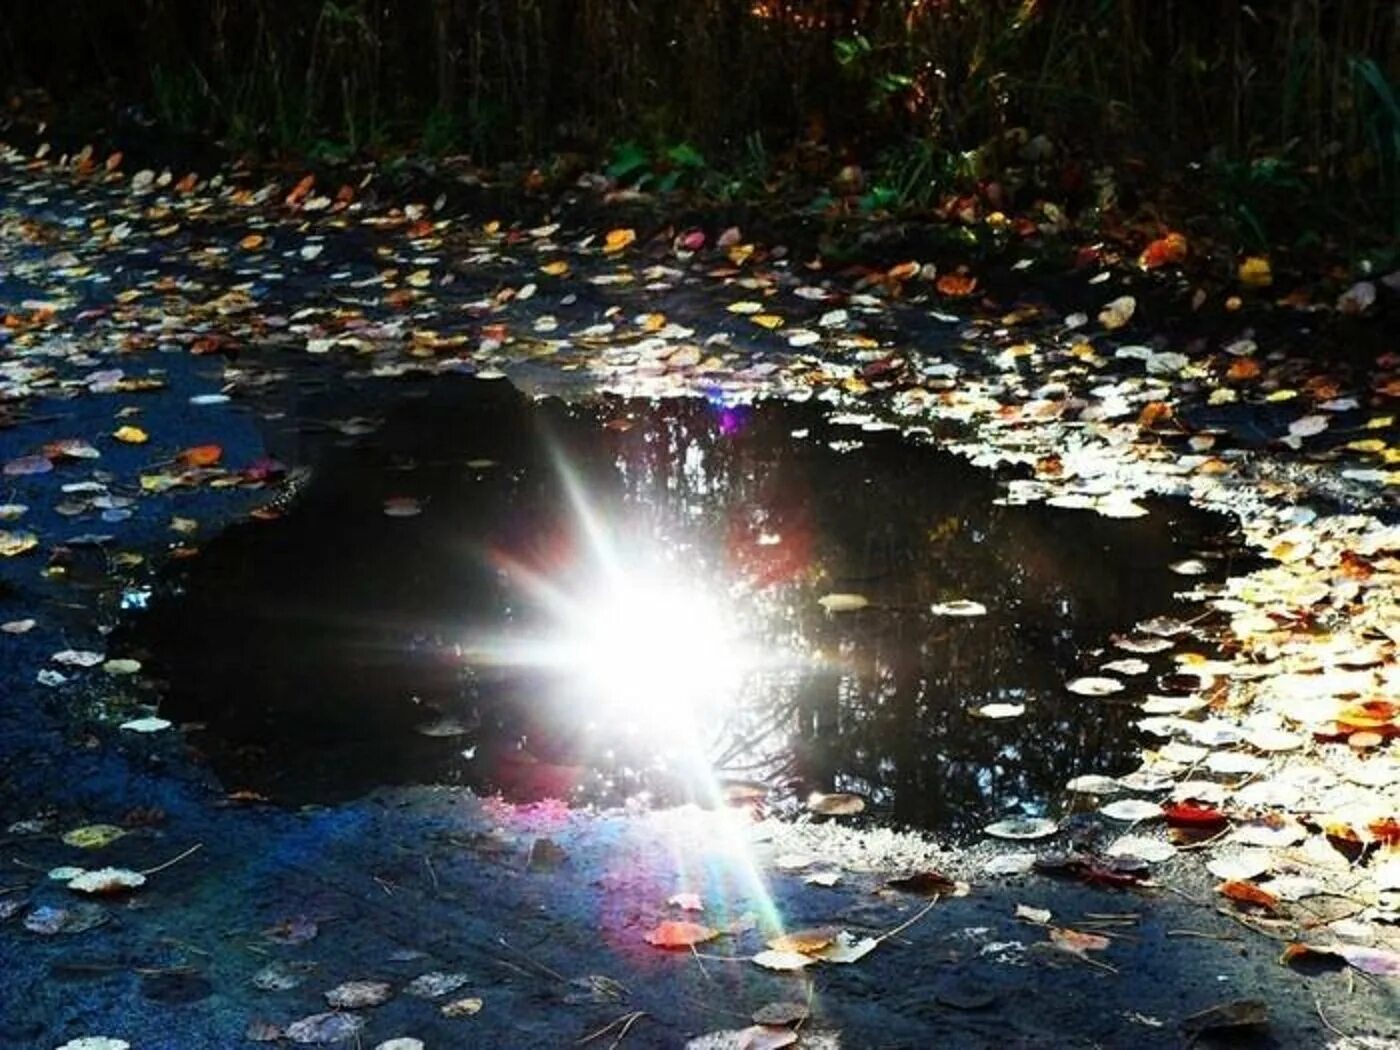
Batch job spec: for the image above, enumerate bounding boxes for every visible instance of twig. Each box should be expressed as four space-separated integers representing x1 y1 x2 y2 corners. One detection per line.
1166 929 1241 941
577 1010 647 1047
689 944 712 984
1175 827 1231 851
141 843 203 876
496 936 569 984
876 894 940 944
1314 996 1349 1041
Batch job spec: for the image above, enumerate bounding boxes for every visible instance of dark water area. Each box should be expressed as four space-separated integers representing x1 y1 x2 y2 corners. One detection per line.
123 378 1242 839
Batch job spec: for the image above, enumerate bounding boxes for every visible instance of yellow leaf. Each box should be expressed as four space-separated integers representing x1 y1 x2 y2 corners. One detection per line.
751 314 785 329
603 228 636 253
0 531 38 557
62 824 127 849
540 260 570 276
113 426 148 444
1238 256 1272 288
406 269 432 288
1347 439 1388 454
727 300 763 314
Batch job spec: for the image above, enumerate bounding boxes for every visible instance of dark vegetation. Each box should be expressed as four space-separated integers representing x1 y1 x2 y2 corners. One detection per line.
4 2 1400 249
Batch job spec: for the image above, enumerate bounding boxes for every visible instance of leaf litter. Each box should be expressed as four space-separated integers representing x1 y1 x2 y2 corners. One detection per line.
0 132 1397 1047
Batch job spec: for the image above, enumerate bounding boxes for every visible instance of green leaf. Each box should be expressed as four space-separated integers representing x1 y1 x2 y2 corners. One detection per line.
664 142 706 170
606 141 651 182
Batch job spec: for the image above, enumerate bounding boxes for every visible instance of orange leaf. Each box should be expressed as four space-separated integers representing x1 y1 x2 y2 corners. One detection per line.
239 233 265 251
285 174 315 206
1338 699 1397 729
1138 232 1188 270
603 228 636 254
1226 357 1262 382
935 273 978 297
1217 880 1280 912
644 921 718 949
886 260 920 281
766 926 840 954
1137 401 1174 430
178 445 223 468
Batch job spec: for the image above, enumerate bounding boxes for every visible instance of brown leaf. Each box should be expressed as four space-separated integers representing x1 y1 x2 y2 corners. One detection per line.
886 870 956 896
644 921 718 949
1180 998 1268 1037
1217 880 1280 912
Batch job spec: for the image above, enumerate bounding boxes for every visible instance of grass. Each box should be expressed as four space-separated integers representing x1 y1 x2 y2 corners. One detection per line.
5 1 1398 244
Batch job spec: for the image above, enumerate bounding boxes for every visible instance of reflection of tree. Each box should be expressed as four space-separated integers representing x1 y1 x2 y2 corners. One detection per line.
138 382 1216 832
589 397 1211 838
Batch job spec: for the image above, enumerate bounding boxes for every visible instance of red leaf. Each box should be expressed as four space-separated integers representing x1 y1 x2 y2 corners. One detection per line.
1163 801 1229 829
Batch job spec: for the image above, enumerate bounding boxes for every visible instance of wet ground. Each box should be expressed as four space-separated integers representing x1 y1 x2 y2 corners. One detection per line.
1 133 1398 1050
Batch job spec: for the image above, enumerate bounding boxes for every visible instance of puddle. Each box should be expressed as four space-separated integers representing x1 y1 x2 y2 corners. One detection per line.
124 377 1243 838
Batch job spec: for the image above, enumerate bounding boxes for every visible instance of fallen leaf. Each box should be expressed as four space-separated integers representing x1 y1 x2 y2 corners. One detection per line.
1139 232 1188 269
817 593 868 613
1048 926 1110 959
751 1002 809 1026
177 444 222 468
62 825 126 849
324 980 393 1009
1180 999 1268 1038
806 792 865 816
1217 880 1280 912
751 949 815 971
1163 801 1228 829
1016 904 1052 924
1098 295 1136 330
404 971 471 998
645 921 718 948
603 228 636 253
0 531 39 557
67 868 146 895
285 1011 365 1044
1100 799 1163 822
935 273 978 297
1281 943 1400 976
1238 256 1273 288
930 599 987 617
985 817 1058 840
440 996 483 1018
113 426 148 444
1067 676 1124 697
887 870 956 895
766 927 839 954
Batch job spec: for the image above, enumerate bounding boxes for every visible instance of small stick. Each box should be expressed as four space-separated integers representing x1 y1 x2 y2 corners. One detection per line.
1314 996 1348 1041
1167 929 1241 941
689 944 712 984
496 936 570 985
876 895 940 944
141 843 203 876
608 1011 646 1050
577 1010 647 1047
